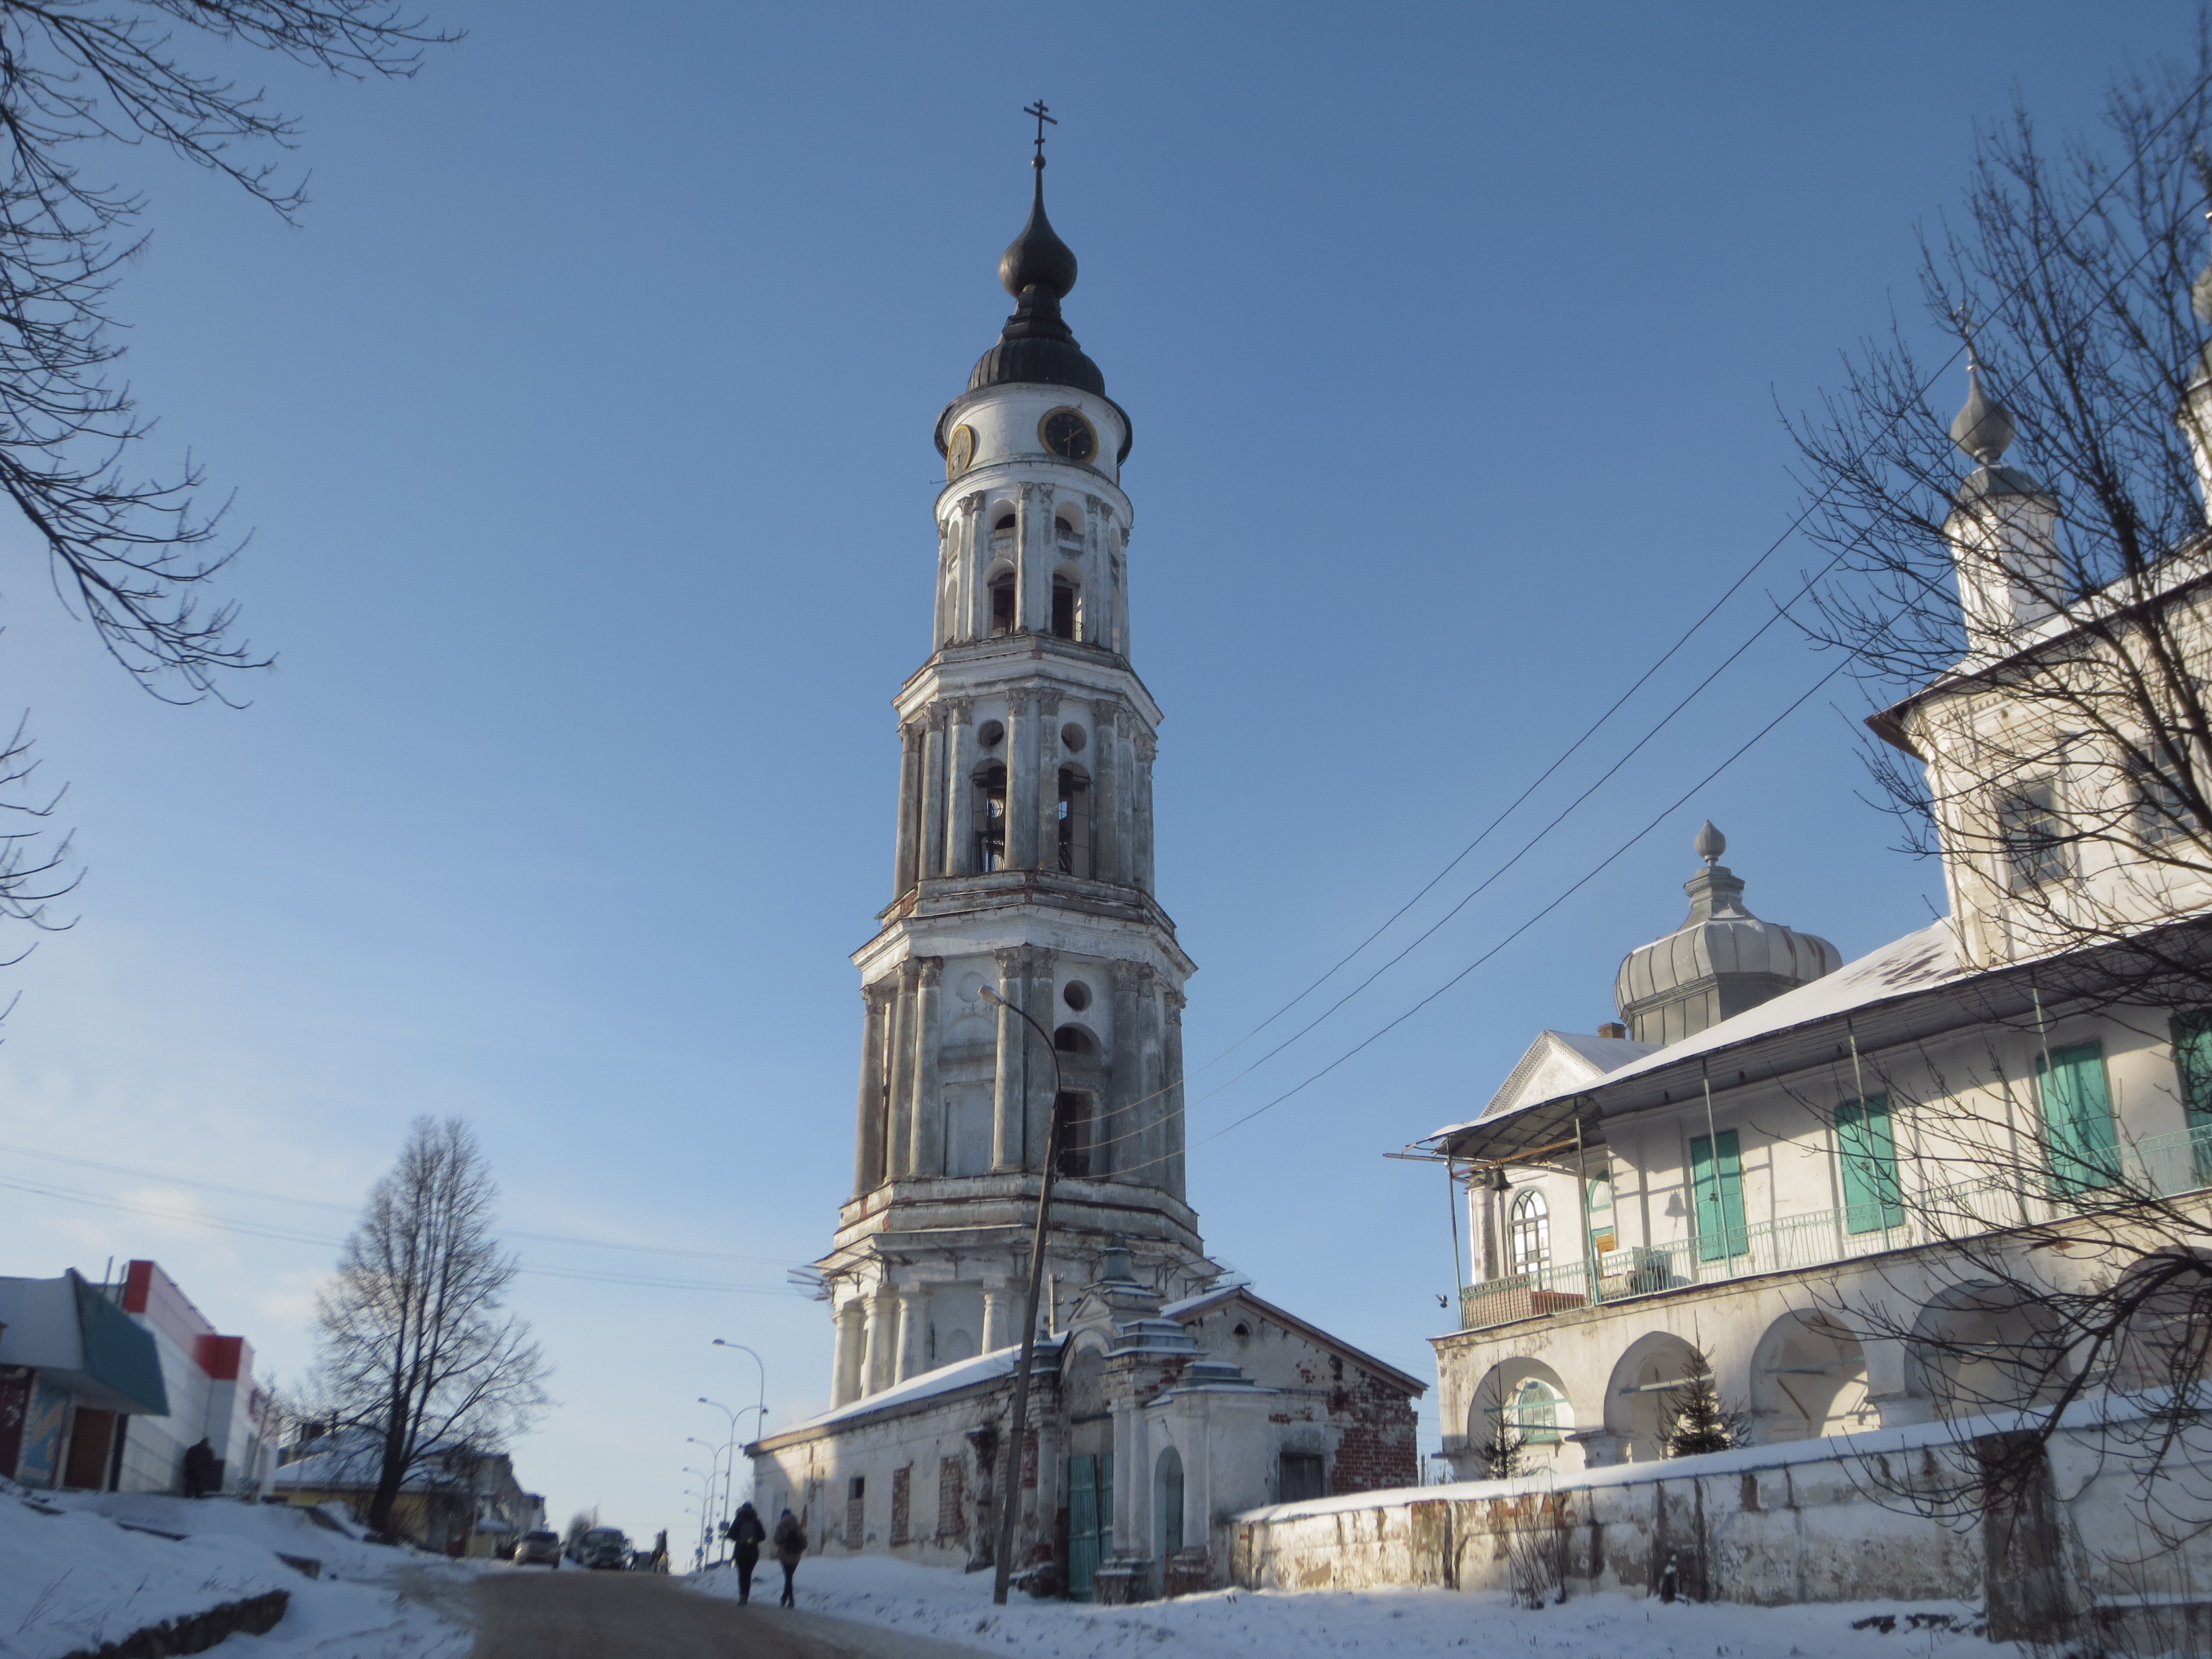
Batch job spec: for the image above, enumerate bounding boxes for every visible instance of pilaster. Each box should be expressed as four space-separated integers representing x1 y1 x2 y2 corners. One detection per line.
909 957 945 1175
886 961 920 1177
1008 691 1040 869
1088 699 1122 882
1162 987 1187 1202
919 708 947 880
992 947 1029 1172
893 720 923 897
1134 730 1157 893
1036 690 1064 871
943 699 975 876
853 983 890 1195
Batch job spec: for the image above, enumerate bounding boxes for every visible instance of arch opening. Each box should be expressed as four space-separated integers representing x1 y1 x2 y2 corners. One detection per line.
1750 1312 1870 1442
972 762 1007 870
1058 764 1094 877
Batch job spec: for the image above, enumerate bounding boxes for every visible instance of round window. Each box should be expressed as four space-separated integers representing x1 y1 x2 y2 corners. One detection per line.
1062 981 1092 1011
1061 723 1087 753
977 720 1004 748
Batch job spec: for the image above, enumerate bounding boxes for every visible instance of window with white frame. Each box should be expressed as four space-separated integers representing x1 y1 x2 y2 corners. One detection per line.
1507 1189 1551 1275
2000 782 2068 888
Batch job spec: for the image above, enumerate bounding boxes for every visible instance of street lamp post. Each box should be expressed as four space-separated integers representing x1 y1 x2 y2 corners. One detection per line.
979 982 1064 1607
711 1339 771 1513
698 1399 743 1565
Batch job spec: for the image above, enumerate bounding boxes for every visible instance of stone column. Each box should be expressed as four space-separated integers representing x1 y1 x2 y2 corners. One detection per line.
1023 948 1056 1170
933 522 954 647
910 958 945 1176
1133 731 1157 893
981 1285 1012 1353
853 981 890 1195
1107 961 1145 1183
893 720 923 898
1082 497 1111 647
832 1300 865 1407
1019 482 1054 633
1162 987 1188 1202
1089 699 1121 884
1134 971 1164 1185
1110 711 1136 886
1006 691 1040 869
885 962 919 1177
991 947 1028 1172
1116 529 1133 657
895 1285 927 1385
919 708 947 882
944 700 974 876
1036 691 1063 874
859 1288 890 1398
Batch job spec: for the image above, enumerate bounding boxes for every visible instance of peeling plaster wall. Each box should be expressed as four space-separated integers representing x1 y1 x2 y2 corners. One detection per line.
1230 1418 2212 1623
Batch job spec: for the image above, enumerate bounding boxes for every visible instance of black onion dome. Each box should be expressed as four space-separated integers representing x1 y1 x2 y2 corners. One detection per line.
998 168 1077 299
969 161 1107 398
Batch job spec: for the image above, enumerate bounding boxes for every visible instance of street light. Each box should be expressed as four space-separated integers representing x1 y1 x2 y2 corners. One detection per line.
978 982 1065 1607
711 1339 772 1519
697 1402 744 1565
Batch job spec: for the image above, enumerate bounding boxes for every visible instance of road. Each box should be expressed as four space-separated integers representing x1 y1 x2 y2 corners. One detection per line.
437 1567 993 1659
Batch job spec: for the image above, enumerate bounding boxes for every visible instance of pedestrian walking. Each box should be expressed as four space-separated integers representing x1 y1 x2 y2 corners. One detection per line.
723 1502 767 1603
181 1438 216 1499
771 1508 806 1608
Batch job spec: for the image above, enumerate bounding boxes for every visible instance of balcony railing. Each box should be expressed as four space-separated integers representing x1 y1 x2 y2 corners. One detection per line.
1458 1121 2212 1333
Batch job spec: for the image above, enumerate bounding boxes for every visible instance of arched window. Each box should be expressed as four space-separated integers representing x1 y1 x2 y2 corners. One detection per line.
994 513 1016 533
1057 765 1093 876
989 572 1017 636
1054 1088 1094 1178
1508 1189 1551 1275
1515 1379 1561 1444
1055 512 1082 541
1051 577 1079 639
973 762 1007 871
1155 1447 1185 1555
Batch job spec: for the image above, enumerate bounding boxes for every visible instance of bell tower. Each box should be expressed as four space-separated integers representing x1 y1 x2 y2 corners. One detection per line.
819 131 1212 1409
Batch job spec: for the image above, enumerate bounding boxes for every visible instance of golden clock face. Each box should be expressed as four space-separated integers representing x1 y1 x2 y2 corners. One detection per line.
946 424 976 478
1039 407 1098 464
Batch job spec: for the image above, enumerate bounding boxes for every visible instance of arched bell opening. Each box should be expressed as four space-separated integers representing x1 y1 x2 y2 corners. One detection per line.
1052 1023 1105 1178
972 762 1007 870
987 568 1017 636
1051 567 1082 640
1057 764 1094 877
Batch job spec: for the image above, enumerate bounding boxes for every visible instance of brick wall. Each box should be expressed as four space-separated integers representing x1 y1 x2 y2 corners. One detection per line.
890 1465 911 1546
936 1455 966 1544
1330 1366 1420 1495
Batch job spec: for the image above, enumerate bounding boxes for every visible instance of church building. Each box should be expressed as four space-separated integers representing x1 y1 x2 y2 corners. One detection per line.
745 137 1421 1601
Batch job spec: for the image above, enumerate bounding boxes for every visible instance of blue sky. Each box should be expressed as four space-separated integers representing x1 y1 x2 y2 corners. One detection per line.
0 1 2196 1541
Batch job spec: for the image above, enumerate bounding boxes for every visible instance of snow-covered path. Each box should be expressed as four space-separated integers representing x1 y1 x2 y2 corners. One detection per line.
691 1555 2020 1659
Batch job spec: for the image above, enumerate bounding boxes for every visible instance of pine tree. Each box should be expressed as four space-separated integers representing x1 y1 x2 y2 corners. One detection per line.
1475 1415 1528 1480
1663 1359 1740 1457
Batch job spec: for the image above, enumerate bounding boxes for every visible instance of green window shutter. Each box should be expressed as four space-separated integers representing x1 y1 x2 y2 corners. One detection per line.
2034 1040 2118 1196
1837 1095 1904 1234
1688 1130 1746 1261
2170 1012 2212 1183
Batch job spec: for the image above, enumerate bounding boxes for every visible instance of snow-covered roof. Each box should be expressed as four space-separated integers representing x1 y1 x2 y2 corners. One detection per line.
1479 1029 1658 1122
765 1343 1040 1441
1158 1284 1427 1396
1422 920 1961 1154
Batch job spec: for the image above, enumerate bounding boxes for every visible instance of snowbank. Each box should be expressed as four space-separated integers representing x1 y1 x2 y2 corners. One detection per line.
689 1552 2028 1659
1 1486 474 1659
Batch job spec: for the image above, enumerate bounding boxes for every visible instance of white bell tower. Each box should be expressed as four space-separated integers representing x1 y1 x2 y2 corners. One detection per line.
819 132 1212 1409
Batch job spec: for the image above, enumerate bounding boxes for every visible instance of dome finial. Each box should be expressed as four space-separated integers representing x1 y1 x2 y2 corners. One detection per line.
1694 821 1726 865
1000 101 1076 301
1949 311 2017 466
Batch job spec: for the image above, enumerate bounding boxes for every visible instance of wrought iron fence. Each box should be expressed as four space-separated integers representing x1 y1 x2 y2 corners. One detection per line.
1456 1121 2212 1334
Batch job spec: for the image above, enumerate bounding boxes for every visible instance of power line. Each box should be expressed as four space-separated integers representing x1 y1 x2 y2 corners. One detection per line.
0 1139 805 1271
0 1174 807 1298
1081 54 2212 1166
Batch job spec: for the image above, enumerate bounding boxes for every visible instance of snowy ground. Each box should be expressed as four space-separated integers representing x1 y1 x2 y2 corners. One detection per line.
691 1553 2025 1659
1 1483 476 1659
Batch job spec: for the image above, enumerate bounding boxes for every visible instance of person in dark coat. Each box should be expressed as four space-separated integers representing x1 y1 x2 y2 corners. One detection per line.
771 1509 806 1607
181 1439 216 1499
723 1502 767 1603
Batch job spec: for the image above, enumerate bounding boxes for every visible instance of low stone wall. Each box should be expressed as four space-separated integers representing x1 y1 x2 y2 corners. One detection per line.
1228 1410 2212 1635
58 1588 290 1659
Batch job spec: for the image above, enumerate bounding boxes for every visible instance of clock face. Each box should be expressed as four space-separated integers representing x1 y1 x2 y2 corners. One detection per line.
1039 407 1099 464
945 424 976 478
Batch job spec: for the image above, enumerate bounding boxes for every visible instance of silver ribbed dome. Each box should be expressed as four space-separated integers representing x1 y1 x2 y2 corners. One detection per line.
1613 824 1841 1047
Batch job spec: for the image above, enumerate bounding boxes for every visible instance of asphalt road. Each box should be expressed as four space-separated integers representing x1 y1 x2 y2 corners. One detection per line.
448 1568 991 1659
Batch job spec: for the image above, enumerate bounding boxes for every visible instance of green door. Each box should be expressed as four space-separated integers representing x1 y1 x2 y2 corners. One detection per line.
1688 1130 1747 1262
2034 1041 2118 1196
1064 1451 1113 1601
2171 1012 2212 1183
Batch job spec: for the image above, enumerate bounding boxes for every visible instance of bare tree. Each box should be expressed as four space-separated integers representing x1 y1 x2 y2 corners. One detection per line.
312 1115 548 1538
0 1 453 701
1784 28 2212 1563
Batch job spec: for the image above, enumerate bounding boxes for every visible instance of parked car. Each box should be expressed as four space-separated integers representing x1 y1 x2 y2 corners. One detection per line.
575 1526 630 1570
512 1530 562 1569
